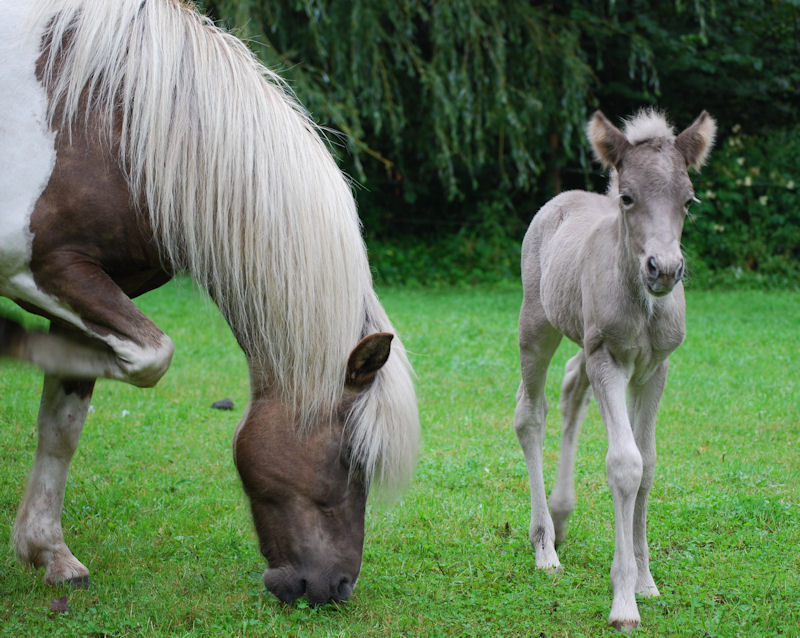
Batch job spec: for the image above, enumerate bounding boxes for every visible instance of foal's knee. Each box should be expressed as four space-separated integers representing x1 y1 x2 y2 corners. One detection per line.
639 450 656 490
606 447 643 497
514 392 548 439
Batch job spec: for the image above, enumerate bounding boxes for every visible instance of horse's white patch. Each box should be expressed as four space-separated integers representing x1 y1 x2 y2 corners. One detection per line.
0 3 88 330
0 3 55 281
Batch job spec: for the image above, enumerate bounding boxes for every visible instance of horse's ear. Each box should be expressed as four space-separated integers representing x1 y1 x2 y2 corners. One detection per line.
346 332 393 390
587 110 630 169
676 110 717 170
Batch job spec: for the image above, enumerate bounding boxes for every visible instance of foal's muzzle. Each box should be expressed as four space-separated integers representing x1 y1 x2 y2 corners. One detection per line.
644 255 685 296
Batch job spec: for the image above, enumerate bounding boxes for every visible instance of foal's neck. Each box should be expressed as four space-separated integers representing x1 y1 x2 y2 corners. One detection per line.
615 212 654 314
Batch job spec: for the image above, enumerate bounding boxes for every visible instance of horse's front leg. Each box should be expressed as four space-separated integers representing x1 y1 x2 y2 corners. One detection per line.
585 347 642 631
13 368 95 587
628 360 669 598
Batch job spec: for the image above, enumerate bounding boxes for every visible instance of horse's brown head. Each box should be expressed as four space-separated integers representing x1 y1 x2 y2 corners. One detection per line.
233 333 393 605
588 109 717 296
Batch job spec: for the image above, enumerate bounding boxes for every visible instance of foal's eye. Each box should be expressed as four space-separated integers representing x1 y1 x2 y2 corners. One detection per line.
620 193 634 208
684 195 701 211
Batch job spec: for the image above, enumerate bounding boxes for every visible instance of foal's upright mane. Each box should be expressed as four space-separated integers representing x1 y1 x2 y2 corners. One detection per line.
34 0 418 490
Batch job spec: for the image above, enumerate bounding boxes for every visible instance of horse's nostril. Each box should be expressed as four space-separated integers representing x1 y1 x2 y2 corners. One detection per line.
646 256 659 279
676 259 685 280
335 575 354 601
263 568 306 605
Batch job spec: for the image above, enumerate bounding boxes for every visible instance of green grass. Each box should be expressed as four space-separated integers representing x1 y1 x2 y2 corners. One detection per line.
1 279 798 636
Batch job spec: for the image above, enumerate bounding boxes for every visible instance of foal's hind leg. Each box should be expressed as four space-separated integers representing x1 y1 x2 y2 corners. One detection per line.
628 361 669 598
515 303 562 569
549 350 592 545
13 367 94 587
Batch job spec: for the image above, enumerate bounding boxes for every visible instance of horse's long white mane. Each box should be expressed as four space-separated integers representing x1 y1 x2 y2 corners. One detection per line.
33 0 418 491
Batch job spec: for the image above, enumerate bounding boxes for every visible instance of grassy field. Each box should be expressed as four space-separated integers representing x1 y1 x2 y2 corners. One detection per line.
1 279 798 636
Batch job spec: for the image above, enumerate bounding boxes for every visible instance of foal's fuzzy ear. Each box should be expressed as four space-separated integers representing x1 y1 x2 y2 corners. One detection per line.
676 111 717 170
587 110 631 169
346 332 393 390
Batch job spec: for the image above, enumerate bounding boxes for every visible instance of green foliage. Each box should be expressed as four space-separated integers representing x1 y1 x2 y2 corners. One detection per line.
369 199 523 286
684 123 800 289
2 283 799 635
203 1 594 205
196 0 799 285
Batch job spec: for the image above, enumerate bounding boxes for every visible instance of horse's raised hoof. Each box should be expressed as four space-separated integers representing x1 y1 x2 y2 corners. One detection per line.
610 618 640 633
68 574 90 590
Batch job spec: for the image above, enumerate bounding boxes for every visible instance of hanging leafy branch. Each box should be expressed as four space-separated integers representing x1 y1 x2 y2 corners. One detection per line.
197 1 798 242
200 2 603 203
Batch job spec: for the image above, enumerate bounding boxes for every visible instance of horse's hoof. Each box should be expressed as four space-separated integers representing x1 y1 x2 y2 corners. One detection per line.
67 575 90 590
610 618 640 633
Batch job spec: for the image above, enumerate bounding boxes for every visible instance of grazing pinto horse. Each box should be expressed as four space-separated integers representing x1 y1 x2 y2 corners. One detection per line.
0 0 419 606
514 110 715 630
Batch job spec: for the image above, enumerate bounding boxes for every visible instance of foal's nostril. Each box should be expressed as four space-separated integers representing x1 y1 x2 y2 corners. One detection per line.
646 256 659 279
676 259 685 281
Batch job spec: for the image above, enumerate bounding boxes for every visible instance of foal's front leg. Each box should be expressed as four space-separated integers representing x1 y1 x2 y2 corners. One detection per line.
585 347 643 631
13 371 95 587
628 361 669 598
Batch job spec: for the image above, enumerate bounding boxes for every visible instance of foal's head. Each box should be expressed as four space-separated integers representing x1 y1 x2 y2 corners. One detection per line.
233 333 394 606
588 109 716 296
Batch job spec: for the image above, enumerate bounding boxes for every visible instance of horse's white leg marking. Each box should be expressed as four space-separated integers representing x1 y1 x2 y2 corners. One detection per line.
585 347 643 630
13 374 93 586
628 361 668 598
515 302 563 570
549 350 592 545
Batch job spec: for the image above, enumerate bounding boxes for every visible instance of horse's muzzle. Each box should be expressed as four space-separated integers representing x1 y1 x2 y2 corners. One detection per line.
263 566 357 606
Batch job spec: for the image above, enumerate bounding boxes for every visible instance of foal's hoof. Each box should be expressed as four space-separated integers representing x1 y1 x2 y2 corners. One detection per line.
68 575 90 590
610 619 640 633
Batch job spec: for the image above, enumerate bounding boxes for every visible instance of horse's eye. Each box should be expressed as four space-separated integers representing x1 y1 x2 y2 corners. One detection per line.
620 193 634 208
685 195 701 210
